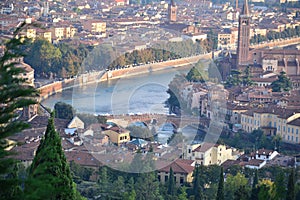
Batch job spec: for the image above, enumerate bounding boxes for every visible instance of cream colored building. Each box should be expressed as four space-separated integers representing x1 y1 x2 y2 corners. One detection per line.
25 28 36 40
83 20 106 34
157 159 195 186
52 26 77 41
241 107 300 144
102 127 130 146
218 32 235 50
36 29 52 43
185 143 240 166
15 61 35 86
68 116 84 129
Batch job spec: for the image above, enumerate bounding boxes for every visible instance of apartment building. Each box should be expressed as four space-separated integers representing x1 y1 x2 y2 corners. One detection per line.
83 20 106 34
241 107 300 144
51 25 77 42
185 142 241 166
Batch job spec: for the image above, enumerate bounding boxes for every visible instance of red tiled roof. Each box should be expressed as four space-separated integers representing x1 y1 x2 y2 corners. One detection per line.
158 159 194 174
246 159 265 166
192 142 215 153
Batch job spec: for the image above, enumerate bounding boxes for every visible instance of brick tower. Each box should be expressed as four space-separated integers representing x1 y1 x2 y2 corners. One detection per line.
237 0 250 68
168 0 177 23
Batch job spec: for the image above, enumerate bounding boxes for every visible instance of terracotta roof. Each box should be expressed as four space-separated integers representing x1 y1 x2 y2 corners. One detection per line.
65 150 101 167
245 159 265 166
256 148 275 155
192 142 215 153
158 159 194 174
242 106 300 119
221 159 242 170
10 142 39 161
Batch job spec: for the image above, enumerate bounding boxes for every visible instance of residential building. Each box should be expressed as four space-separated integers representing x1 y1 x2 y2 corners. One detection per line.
157 159 195 185
218 29 235 50
255 149 279 161
51 25 77 42
102 126 130 146
83 20 106 34
15 61 35 86
36 29 52 43
68 116 85 129
241 107 300 144
185 143 241 166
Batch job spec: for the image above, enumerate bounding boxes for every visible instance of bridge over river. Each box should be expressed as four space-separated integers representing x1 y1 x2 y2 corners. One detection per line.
106 114 210 130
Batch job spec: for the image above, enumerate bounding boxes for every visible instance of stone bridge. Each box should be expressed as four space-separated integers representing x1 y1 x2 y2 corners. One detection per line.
106 114 210 129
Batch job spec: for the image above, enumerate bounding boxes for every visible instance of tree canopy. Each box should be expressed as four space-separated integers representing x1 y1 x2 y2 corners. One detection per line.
271 71 292 92
54 101 75 120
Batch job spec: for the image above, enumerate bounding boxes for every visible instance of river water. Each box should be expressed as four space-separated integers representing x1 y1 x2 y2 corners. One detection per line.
42 66 192 115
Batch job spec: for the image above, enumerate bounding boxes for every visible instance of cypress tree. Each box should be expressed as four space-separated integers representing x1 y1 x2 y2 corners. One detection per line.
167 167 176 196
275 171 286 200
287 169 295 200
25 115 83 200
251 170 259 200
192 164 203 200
216 167 224 200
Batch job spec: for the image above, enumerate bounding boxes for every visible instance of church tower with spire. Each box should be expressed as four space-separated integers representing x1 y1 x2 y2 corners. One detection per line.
237 0 250 68
168 0 177 23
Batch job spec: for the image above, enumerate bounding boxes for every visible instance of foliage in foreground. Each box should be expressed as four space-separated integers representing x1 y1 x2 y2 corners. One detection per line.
25 115 84 200
0 23 38 199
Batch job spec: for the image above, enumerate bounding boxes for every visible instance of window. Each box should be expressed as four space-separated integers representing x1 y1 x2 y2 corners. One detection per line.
297 129 299 134
288 127 290 133
180 177 184 184
158 175 161 181
292 128 294 134
165 176 168 182
283 126 286 132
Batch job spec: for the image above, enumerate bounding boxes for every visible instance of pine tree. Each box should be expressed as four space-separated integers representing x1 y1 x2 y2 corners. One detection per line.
167 167 176 196
0 23 38 199
251 170 259 200
287 169 295 200
216 167 224 200
25 115 83 200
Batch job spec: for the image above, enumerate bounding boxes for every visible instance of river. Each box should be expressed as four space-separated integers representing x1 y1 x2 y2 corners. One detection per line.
42 65 193 115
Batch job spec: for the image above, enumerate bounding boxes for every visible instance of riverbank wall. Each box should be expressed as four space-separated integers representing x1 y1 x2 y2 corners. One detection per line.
99 53 212 81
38 53 213 101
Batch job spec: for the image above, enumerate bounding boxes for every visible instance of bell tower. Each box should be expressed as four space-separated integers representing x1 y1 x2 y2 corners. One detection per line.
237 0 250 68
168 0 177 23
